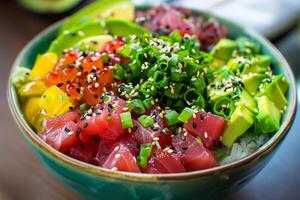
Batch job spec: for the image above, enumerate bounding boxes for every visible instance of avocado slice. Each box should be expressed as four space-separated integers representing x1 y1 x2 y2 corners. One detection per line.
49 20 147 55
255 96 281 134
241 55 271 75
18 0 81 14
49 21 106 55
76 35 113 52
254 55 271 68
210 39 237 62
236 37 260 55
242 73 267 95
272 74 289 95
239 89 256 112
258 78 287 110
222 104 254 147
105 19 147 36
59 0 134 34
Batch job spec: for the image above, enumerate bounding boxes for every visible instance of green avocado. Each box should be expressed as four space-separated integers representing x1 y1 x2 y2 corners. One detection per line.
49 19 147 55
258 77 287 110
105 19 147 36
254 55 271 68
241 57 271 76
17 0 82 14
239 89 256 112
236 37 260 55
59 0 134 34
49 21 106 55
211 39 237 62
255 96 281 134
222 104 254 147
273 74 289 94
242 73 267 95
76 35 113 52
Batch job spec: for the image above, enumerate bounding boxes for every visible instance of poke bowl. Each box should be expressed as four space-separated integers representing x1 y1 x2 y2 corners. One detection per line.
7 0 297 199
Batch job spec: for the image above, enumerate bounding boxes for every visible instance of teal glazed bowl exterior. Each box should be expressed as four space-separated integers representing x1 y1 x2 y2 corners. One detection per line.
7 6 297 200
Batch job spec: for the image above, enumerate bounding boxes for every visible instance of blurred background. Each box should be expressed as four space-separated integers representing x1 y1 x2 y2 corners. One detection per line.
0 0 300 199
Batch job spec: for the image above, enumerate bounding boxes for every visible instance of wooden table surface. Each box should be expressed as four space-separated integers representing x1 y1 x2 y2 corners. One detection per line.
1 1 299 199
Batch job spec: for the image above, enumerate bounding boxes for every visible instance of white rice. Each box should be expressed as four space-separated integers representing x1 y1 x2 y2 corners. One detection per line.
220 134 269 165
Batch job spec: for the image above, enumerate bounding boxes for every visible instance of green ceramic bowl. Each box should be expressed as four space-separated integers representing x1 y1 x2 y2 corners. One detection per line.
7 5 297 200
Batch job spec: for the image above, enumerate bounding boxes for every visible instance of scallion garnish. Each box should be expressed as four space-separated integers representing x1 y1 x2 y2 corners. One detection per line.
164 110 179 126
138 115 154 128
128 99 146 114
80 103 87 114
178 107 195 123
120 112 133 128
137 143 153 168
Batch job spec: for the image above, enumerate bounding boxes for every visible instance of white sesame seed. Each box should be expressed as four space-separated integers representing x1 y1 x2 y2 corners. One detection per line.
167 149 173 154
204 132 208 139
111 167 118 171
115 153 121 159
153 137 159 141
67 131 74 136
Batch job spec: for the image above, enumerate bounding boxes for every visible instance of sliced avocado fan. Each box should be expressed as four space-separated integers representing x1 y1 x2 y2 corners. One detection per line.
59 0 134 34
49 19 148 55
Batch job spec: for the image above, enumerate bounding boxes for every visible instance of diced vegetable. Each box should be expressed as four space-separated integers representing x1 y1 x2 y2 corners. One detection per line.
178 107 194 123
138 115 154 128
120 112 134 128
137 143 153 168
222 104 254 147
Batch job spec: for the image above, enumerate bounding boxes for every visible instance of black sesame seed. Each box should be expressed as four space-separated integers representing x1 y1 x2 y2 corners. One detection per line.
64 127 71 132
76 128 81 136
83 123 88 128
56 83 63 87
199 114 204 120
192 122 197 129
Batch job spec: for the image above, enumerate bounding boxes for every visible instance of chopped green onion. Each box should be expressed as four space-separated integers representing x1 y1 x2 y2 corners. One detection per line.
119 45 131 57
137 143 153 168
178 107 195 123
113 64 126 80
193 95 206 109
101 94 110 102
157 60 169 71
79 103 87 114
184 88 200 104
191 74 206 94
163 83 182 99
140 81 157 96
164 110 179 126
128 99 146 114
213 97 235 119
120 112 134 128
153 71 168 88
138 115 154 128
143 98 153 110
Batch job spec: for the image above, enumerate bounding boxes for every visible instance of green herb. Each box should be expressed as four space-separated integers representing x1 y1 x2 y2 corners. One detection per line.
137 143 153 168
164 110 179 126
79 103 87 114
128 99 146 114
178 107 194 123
138 115 154 128
120 112 133 128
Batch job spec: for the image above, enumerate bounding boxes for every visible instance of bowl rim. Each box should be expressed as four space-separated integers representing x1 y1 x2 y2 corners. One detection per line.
7 5 297 182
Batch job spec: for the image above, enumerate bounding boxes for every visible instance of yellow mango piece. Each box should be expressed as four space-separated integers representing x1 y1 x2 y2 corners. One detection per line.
24 97 42 126
18 80 47 98
29 52 58 79
40 86 74 117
